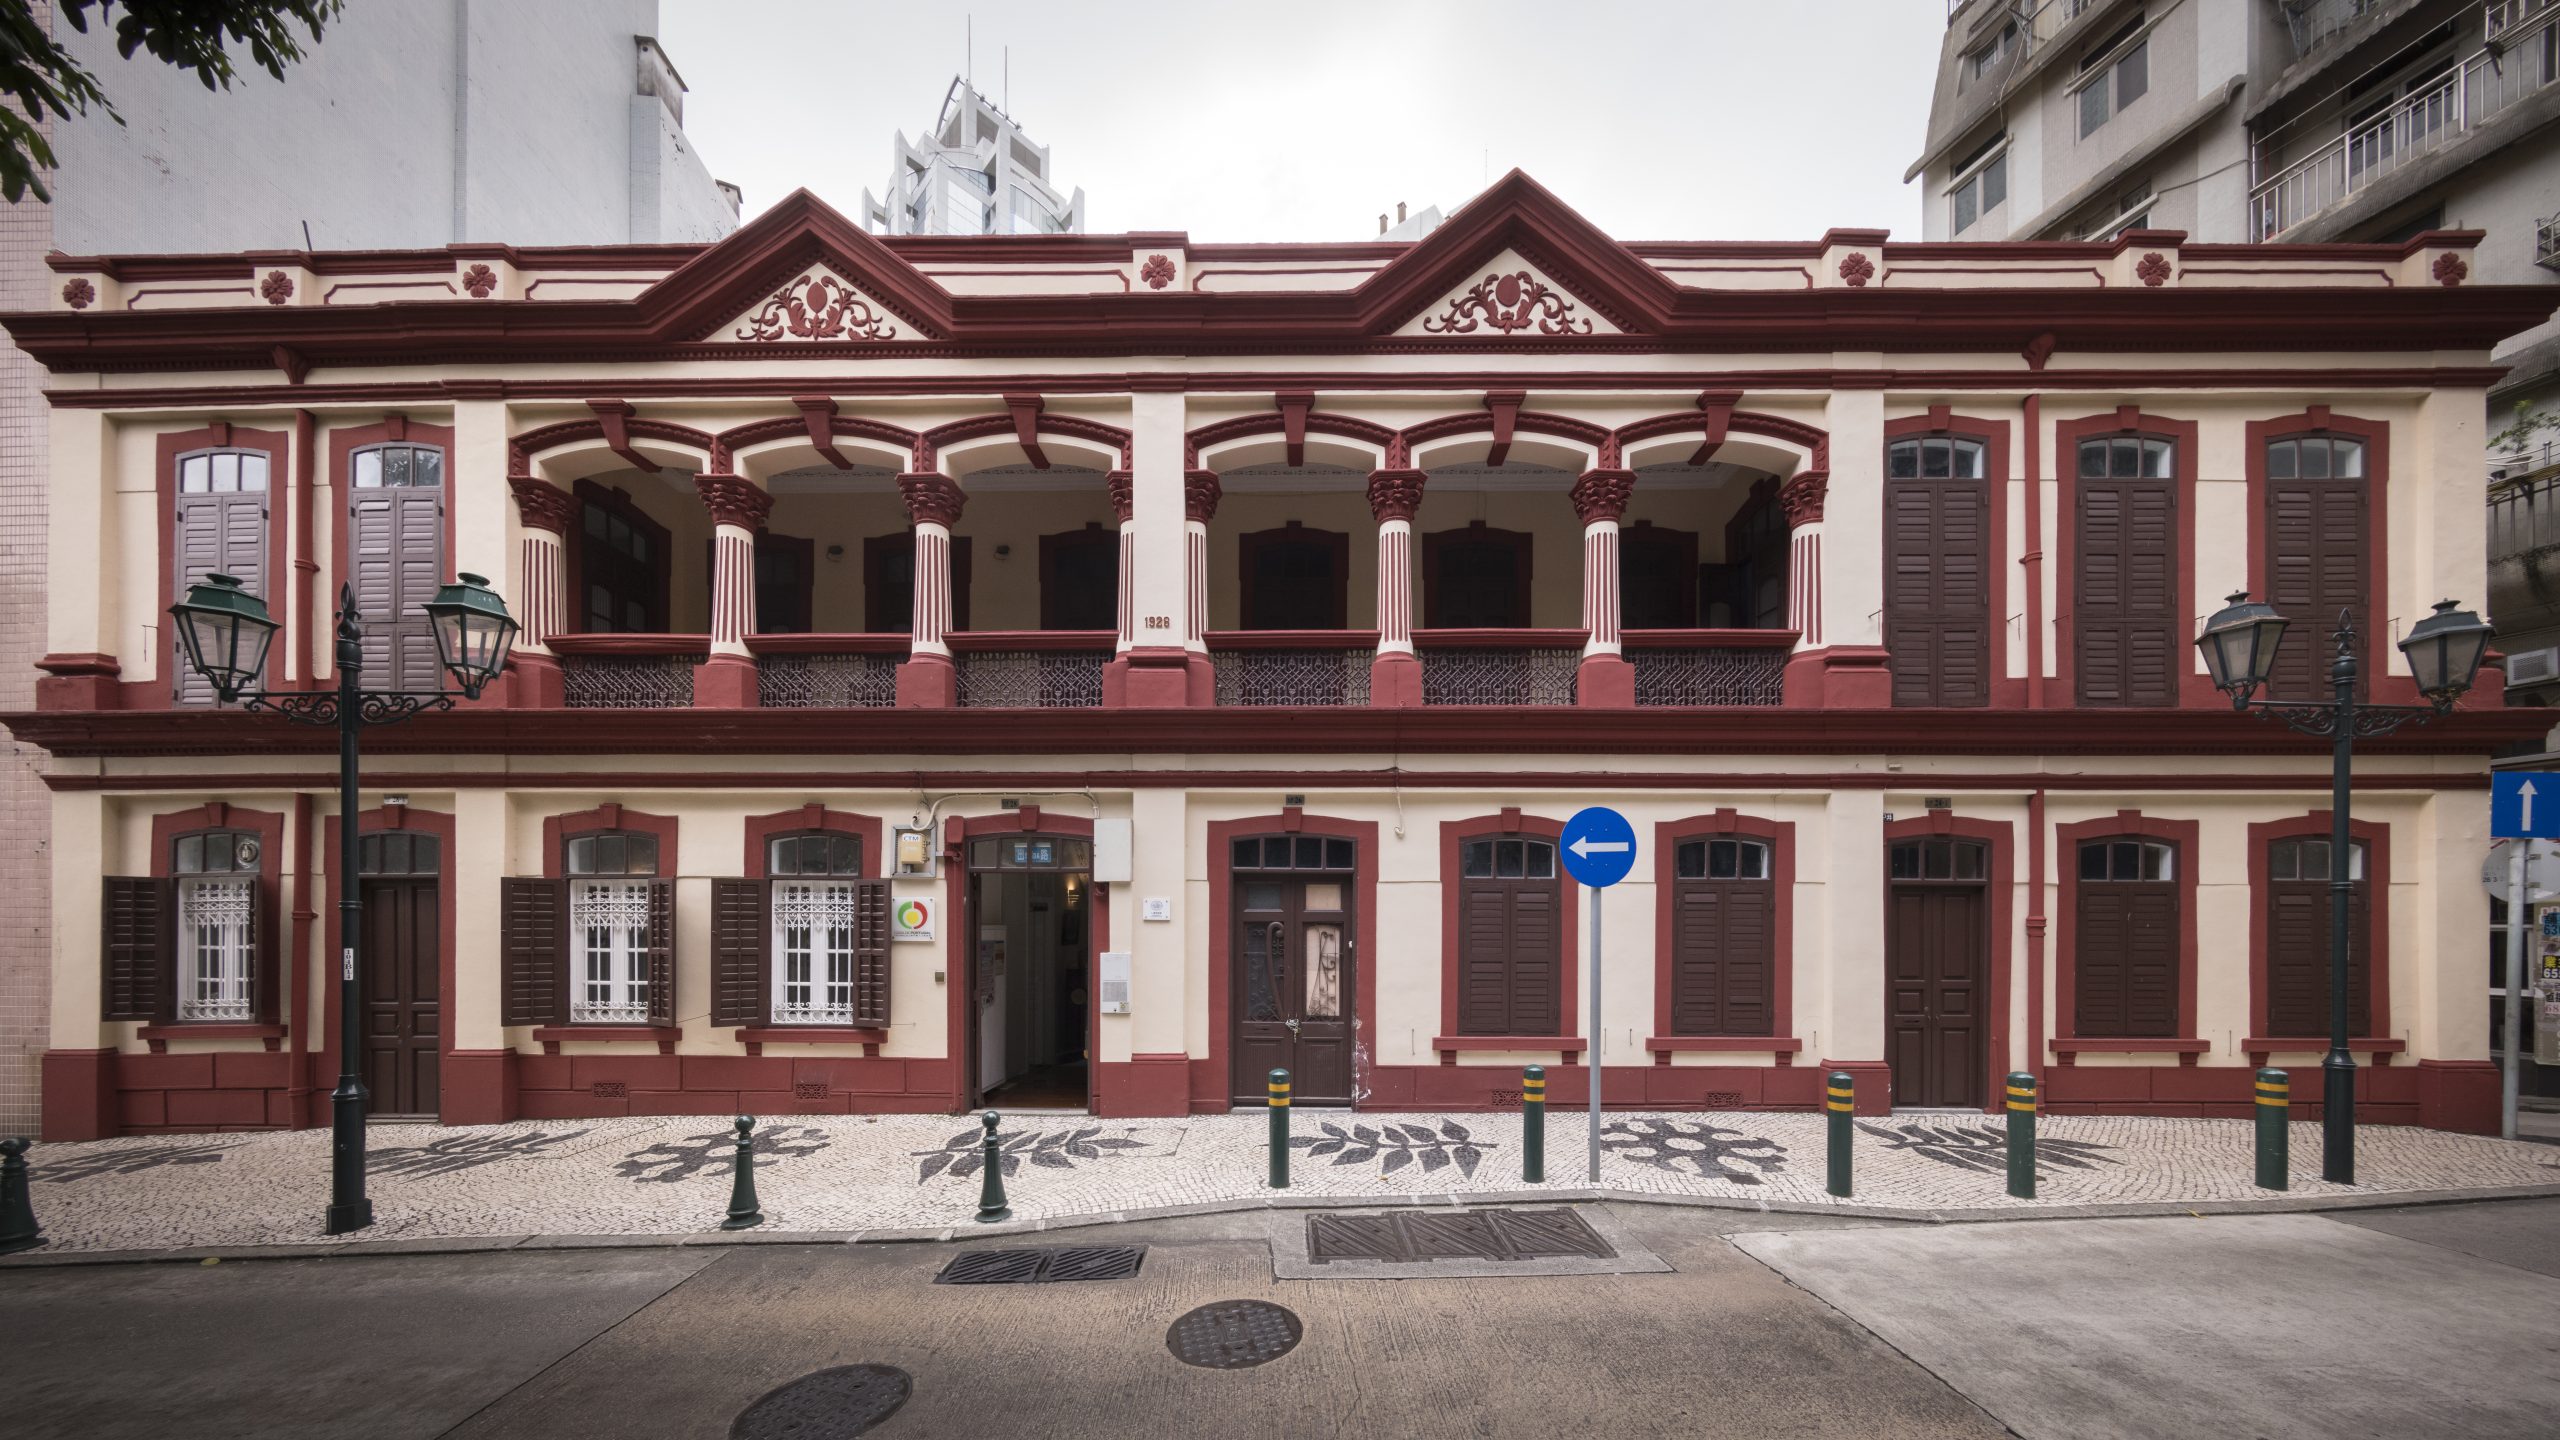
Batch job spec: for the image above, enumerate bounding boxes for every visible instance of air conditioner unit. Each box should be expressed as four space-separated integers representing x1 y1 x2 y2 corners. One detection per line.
2506 646 2560 687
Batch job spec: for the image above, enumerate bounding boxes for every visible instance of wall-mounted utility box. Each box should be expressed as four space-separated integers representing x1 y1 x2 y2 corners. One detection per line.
1098 951 1132 1014
1092 818 1133 883
892 826 936 878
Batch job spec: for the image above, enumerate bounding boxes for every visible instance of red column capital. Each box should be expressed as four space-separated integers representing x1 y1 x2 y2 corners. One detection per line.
1185 469 1223 524
1569 469 1636 525
508 476 579 536
1780 469 1829 528
693 472 774 530
1366 468 1427 523
898 472 967 527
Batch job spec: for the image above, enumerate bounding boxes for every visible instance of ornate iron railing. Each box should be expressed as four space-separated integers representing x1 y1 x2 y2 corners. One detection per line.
1209 632 1376 706
552 638 703 710
954 636 1110 708
1417 633 1581 706
759 654 898 708
1629 641 1791 707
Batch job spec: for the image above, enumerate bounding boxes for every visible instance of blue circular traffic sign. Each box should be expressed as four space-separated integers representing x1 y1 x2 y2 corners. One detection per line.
1559 806 1637 888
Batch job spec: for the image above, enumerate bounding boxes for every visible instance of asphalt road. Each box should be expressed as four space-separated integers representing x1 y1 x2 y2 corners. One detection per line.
1 1199 2553 1439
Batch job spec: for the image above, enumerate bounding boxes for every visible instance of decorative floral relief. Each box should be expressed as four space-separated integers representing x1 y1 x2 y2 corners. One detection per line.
1599 1118 1788 1184
1836 252 1876 288
1290 1119 1492 1178
1422 270 1594 336
2432 252 2469 287
259 269 294 305
615 1124 832 1182
1855 1121 2121 1176
60 277 94 309
371 1129 593 1179
734 273 898 341
34 1140 236 1181
461 263 499 298
912 1125 1150 1182
1139 253 1176 290
2135 252 2172 287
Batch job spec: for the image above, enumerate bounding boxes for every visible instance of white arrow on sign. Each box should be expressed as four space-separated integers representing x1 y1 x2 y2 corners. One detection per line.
2524 779 2540 833
1569 836 1630 859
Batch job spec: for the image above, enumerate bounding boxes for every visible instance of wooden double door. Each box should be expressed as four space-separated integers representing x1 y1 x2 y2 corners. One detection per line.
360 876 439 1116
1886 839 1988 1109
1232 870 1356 1106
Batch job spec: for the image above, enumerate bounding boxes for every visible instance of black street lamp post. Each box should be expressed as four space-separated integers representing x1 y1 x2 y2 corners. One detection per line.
2196 592 2491 1184
170 572 518 1234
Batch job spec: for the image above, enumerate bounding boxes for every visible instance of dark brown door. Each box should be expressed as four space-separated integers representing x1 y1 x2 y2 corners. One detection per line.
1232 870 1356 1105
1239 524 1350 631
2074 438 2177 706
1620 522 1700 629
1041 523 1120 631
1424 524 1533 628
1883 473 1990 706
361 876 438 1116
1886 839 1987 1108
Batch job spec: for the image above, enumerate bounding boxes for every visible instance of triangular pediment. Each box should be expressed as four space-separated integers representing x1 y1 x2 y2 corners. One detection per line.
635 189 953 343
1358 171 1674 337
1392 250 1623 337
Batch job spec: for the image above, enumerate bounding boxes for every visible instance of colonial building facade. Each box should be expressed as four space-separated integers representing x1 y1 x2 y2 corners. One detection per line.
5 174 2548 1140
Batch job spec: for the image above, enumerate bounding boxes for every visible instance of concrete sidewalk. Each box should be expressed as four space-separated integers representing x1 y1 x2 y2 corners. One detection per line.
6 1109 2557 1260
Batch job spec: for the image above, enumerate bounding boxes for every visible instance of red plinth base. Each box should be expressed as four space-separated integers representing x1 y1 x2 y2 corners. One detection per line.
1370 650 1424 707
508 652 564 708
895 652 957 707
1576 653 1633 708
34 652 122 711
694 653 759 708
1104 646 1200 707
1784 646 1893 707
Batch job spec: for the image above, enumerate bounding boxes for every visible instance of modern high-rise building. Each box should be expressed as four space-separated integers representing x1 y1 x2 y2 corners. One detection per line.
0 0 737 1130
860 78 1086 236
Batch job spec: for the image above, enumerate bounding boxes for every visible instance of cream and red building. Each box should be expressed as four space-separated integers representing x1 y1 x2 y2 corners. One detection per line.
5 174 2549 1140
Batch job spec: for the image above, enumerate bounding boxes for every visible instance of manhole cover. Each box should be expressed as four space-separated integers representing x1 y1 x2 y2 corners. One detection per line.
730 1364 911 1440
1166 1300 1303 1369
935 1245 1145 1285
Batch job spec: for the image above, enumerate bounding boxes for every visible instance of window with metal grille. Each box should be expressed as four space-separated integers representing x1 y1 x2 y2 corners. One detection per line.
568 831 659 1023
174 829 259 1021
768 833 864 1024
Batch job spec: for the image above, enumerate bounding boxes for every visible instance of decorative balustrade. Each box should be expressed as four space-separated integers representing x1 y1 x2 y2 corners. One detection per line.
748 635 902 709
952 632 1112 709
551 635 704 709
1416 630 1582 706
1626 631 1795 707
1209 632 1377 707
2251 6 2560 238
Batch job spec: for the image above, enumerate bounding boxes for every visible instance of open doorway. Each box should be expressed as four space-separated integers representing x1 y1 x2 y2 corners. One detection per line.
966 833 1094 1110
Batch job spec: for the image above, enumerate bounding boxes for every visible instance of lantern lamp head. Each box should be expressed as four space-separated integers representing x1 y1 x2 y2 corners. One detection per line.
421 572 519 700
2195 590 2289 707
169 573 278 705
2397 598 2491 707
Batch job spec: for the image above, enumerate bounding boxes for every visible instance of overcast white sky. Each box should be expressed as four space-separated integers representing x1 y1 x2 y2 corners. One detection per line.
659 1 1946 243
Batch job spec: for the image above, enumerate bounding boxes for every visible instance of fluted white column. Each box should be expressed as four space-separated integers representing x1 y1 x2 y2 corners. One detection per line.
1184 470 1219 655
694 473 772 659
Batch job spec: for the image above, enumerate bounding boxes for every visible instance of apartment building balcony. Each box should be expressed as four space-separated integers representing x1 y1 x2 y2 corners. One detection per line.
2250 2 2560 239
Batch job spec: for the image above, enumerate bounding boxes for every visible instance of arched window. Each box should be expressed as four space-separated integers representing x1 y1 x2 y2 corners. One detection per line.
172 447 274 703
1883 434 1989 707
2073 432 2178 707
565 830 665 1024
2072 837 2177 1036
1454 833 1561 1035
766 832 868 1024
1668 836 1774 1035
2265 836 2370 1036
348 442 447 688
2262 432 2369 701
173 829 261 1022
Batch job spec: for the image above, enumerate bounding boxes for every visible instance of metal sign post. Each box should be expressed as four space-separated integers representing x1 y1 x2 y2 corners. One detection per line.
1559 806 1636 1185
2489 773 2560 1143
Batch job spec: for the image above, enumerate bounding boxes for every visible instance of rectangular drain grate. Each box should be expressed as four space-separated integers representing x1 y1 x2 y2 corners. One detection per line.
1307 1208 1617 1265
934 1245 1146 1285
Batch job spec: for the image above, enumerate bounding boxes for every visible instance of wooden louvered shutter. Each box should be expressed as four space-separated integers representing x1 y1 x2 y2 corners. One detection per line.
1458 881 1513 1034
173 485 270 703
2075 888 2129 1035
1672 883 1725 1034
2076 475 2177 706
2122 887 2177 1036
102 876 174 1021
1721 884 1774 1035
2075 881 2177 1037
851 879 892 1026
499 877 566 1026
1884 476 1989 707
710 879 768 1027
2266 880 2325 1036
1672 877 1776 1036
350 479 446 692
1507 884 1560 1035
2264 475 2367 702
644 879 676 1026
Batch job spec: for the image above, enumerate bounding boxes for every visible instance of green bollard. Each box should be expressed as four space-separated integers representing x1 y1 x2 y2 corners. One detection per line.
2005 1071 2038 1200
1825 1071 1855 1199
1522 1065 1547 1183
2254 1068 2290 1192
975 1110 1012 1223
1268 1069 1291 1189
0 1138 41 1255
720 1116 764 1230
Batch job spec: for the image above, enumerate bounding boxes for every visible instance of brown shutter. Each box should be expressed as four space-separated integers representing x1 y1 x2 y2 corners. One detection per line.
2074 888 2129 1036
252 874 281 1024
1457 881 1513 1034
173 484 271 703
851 879 892 1026
102 876 173 1021
710 878 768 1027
2075 475 2177 707
2264 474 2367 701
2266 881 2325 1036
1672 878 1776 1036
1884 475 1989 707
352 477 446 691
645 879 676 1026
1507 884 1560 1035
2074 880 2177 1037
500 877 566 1026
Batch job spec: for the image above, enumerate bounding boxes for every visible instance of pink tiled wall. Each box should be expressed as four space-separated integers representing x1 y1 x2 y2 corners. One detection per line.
0 96 53 1132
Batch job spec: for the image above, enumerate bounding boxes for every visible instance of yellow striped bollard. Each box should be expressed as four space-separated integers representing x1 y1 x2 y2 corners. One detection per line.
2004 1071 2037 1200
1825 1071 1855 1198
1267 1069 1290 1189
1522 1065 1546 1183
2254 1068 2289 1191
